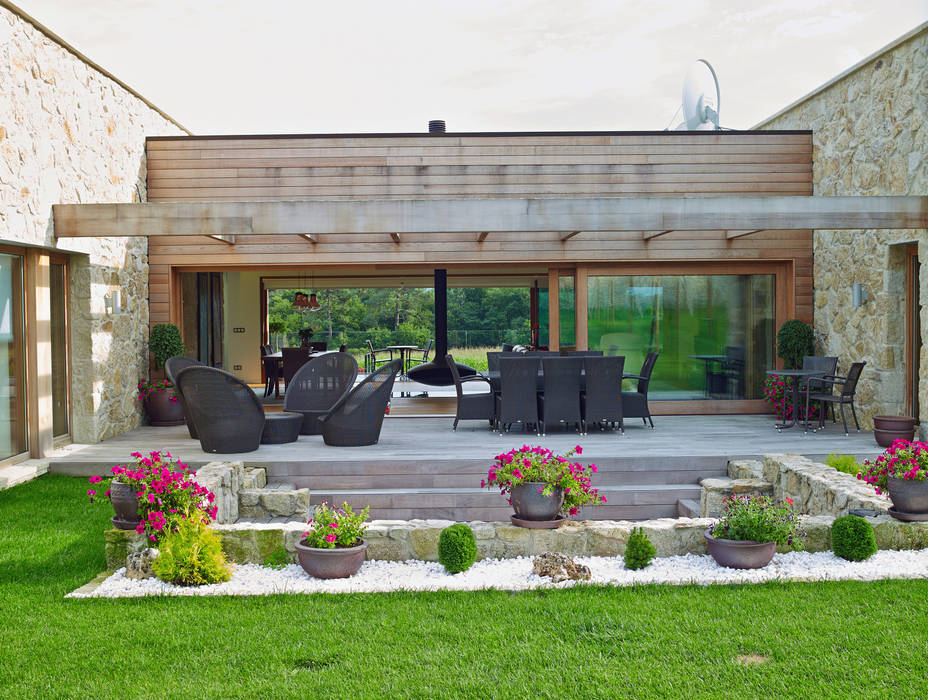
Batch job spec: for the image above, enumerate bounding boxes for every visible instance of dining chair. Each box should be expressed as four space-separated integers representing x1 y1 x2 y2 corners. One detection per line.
496 356 541 435
805 361 866 434
582 355 625 434
539 357 584 435
446 354 496 431
622 351 659 428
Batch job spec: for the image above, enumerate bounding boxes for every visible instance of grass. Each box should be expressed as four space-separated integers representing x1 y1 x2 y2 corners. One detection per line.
2 475 928 698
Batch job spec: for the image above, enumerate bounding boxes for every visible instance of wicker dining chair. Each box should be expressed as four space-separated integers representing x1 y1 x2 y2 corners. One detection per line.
446 353 495 431
539 357 584 435
582 355 625 434
805 361 866 434
318 359 401 446
622 352 659 428
283 352 359 435
496 356 541 435
164 355 205 439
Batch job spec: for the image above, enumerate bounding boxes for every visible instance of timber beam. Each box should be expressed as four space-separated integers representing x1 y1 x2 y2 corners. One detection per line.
52 196 928 237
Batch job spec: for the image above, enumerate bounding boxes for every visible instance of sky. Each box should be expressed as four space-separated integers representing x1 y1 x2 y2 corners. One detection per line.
16 0 928 134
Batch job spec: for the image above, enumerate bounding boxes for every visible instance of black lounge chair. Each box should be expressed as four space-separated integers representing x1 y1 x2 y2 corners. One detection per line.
318 359 401 446
447 353 495 431
540 357 584 435
164 355 205 439
496 356 541 435
283 352 359 435
805 361 866 434
582 355 625 434
622 351 659 428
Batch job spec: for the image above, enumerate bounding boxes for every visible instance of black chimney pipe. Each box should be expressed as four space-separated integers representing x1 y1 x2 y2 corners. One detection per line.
405 269 476 385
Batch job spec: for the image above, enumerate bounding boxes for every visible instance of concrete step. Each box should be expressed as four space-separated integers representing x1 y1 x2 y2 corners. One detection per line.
0 460 49 489
676 498 701 518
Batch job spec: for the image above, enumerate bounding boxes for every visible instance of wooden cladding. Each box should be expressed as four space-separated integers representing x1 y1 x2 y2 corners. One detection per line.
147 132 812 202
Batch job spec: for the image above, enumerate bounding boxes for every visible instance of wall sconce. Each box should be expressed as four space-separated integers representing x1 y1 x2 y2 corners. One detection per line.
104 289 122 315
852 283 868 308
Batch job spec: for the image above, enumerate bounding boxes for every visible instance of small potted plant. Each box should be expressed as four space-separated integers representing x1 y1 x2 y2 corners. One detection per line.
705 494 804 569
859 439 928 519
295 501 370 578
482 445 606 528
141 323 186 426
298 327 314 351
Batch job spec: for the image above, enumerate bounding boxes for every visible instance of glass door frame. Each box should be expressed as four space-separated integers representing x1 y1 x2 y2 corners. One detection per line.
905 244 920 422
48 252 71 443
0 243 28 464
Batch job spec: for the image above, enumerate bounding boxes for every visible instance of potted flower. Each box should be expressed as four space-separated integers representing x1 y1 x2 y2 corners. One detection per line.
295 501 370 578
705 494 804 569
142 324 186 426
859 439 928 519
298 327 314 351
482 445 606 527
88 450 218 539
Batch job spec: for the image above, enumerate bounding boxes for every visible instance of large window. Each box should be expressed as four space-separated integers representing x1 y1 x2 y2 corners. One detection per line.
50 261 69 437
0 252 26 459
588 274 775 400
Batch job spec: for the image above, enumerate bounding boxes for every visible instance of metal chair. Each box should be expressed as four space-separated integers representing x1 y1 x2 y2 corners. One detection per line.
319 359 401 446
164 355 205 439
364 339 393 373
446 354 495 431
805 361 866 434
283 352 359 435
540 357 584 435
622 351 659 428
406 339 433 373
582 355 625 434
501 343 514 352
798 355 838 422
496 356 541 435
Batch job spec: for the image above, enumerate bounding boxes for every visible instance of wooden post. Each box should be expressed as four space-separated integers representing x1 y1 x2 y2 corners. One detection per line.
548 268 560 351
576 266 588 351
24 249 53 457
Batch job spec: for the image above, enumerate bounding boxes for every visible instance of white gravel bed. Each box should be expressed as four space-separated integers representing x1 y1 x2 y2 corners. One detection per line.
67 548 928 598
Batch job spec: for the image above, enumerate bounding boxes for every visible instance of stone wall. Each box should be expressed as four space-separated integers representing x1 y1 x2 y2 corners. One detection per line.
0 4 187 443
758 23 928 430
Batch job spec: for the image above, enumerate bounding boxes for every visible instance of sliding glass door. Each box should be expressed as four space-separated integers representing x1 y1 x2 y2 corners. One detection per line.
0 252 26 459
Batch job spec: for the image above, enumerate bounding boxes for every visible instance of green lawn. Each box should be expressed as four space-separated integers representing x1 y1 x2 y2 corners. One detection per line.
1 475 926 699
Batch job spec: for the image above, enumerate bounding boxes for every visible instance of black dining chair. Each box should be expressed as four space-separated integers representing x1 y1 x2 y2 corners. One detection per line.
496 356 541 435
365 339 393 373
407 339 433 373
622 352 659 428
282 347 312 391
582 355 625 434
539 357 584 435
805 361 866 434
446 354 496 431
798 355 838 422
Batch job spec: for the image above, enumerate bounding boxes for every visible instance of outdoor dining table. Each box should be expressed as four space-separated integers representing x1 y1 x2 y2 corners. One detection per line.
765 368 827 431
263 350 329 398
483 368 634 394
387 345 421 380
689 354 726 397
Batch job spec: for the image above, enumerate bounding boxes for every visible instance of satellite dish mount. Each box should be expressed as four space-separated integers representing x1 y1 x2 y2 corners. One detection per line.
679 59 721 130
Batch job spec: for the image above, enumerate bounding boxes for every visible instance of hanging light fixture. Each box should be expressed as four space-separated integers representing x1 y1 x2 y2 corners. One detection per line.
308 292 321 309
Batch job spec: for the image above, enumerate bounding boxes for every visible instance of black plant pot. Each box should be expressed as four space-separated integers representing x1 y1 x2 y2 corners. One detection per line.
145 388 186 427
109 480 141 530
510 482 564 521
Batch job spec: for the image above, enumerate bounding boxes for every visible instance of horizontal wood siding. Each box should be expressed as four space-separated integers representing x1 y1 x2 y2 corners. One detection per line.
146 131 812 326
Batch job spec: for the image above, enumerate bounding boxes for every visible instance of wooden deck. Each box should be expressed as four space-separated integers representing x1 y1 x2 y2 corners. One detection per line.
48 415 881 521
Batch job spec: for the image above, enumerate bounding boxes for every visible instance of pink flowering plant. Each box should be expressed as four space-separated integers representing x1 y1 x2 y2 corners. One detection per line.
87 450 217 543
301 501 370 549
482 444 606 518
859 439 928 496
762 375 819 422
137 379 178 403
709 494 804 550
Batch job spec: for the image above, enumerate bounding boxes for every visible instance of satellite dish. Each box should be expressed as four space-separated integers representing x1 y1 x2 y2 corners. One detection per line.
679 59 720 130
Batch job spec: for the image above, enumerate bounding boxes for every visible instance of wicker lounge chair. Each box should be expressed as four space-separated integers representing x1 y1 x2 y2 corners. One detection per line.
318 359 401 446
447 353 495 431
283 352 359 435
164 355 205 439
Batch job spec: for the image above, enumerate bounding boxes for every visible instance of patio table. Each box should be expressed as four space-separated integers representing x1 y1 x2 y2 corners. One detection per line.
483 368 634 394
264 350 329 398
387 345 420 380
765 368 826 431
689 354 726 397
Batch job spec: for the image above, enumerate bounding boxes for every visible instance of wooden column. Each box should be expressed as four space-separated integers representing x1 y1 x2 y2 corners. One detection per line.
548 268 560 351
24 249 53 457
576 266 589 351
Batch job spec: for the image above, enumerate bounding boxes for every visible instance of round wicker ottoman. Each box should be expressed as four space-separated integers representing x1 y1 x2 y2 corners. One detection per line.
261 411 304 444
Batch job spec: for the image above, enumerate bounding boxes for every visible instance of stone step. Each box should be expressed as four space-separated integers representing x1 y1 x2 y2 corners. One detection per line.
242 467 267 489
239 487 311 520
676 498 701 518
728 459 764 480
698 476 773 518
0 460 49 489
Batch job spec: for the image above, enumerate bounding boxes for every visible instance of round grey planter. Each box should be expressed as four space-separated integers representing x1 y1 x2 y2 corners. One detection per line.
887 476 928 517
510 482 564 521
109 480 141 530
295 539 368 579
704 530 776 569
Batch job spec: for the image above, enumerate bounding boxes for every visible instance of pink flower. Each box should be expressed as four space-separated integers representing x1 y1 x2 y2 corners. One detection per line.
329 522 338 529
574 446 583 455
89 475 103 484
87 489 96 501
326 533 336 543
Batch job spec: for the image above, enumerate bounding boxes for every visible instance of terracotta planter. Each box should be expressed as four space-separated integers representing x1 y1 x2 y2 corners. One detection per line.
145 387 186 427
872 416 916 448
295 539 368 579
109 480 141 530
510 482 564 522
704 530 777 569
886 476 928 517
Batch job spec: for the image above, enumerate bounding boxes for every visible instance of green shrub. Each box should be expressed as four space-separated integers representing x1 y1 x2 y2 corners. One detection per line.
437 524 477 574
152 514 232 586
776 319 815 370
624 527 657 570
265 545 290 570
831 515 877 562
825 453 862 476
149 323 185 371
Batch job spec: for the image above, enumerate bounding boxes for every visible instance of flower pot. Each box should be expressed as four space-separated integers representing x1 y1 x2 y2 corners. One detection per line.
109 480 141 530
510 482 564 522
295 539 368 579
886 476 928 517
145 388 186 427
704 530 777 569
872 416 916 447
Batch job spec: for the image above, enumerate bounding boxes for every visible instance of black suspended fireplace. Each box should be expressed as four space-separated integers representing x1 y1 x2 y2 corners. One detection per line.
405 269 478 386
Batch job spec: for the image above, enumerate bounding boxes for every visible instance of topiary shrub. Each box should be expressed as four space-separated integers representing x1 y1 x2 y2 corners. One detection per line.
776 319 815 370
624 527 657 570
831 515 877 562
152 513 232 586
438 523 477 574
149 323 185 372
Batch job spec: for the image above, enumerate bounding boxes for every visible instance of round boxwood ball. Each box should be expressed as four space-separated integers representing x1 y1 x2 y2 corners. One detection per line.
831 514 877 562
438 524 477 574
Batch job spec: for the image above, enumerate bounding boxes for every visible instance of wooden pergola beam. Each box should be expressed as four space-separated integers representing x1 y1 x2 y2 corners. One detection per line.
52 195 928 237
